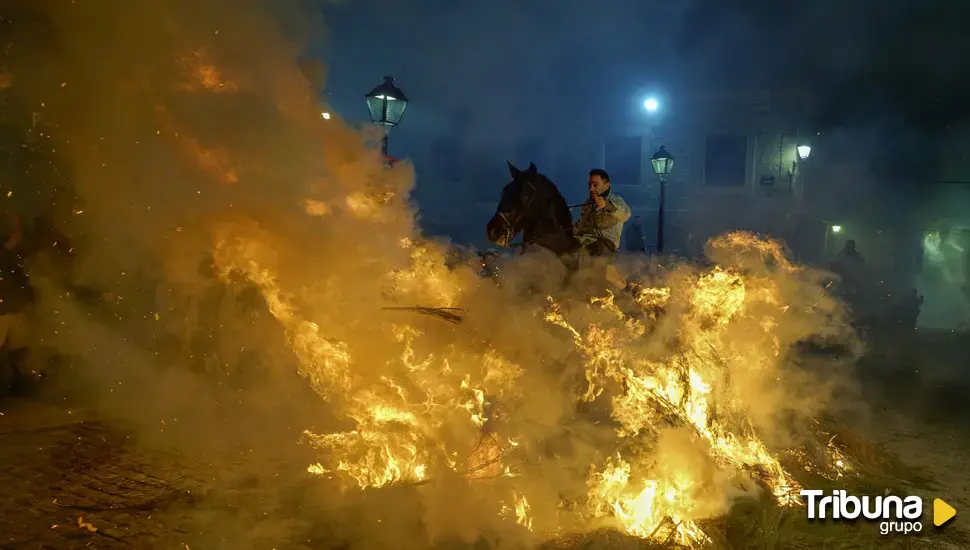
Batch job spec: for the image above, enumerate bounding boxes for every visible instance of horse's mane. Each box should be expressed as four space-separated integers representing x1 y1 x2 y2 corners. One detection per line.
528 172 573 231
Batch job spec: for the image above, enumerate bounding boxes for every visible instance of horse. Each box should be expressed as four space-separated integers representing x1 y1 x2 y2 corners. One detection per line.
485 161 579 258
485 161 635 297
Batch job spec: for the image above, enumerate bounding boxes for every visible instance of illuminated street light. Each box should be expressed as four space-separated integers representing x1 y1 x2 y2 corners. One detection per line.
650 145 675 254
823 223 842 257
365 76 409 156
320 111 331 120
643 97 659 113
365 76 408 126
650 145 674 182
788 144 812 182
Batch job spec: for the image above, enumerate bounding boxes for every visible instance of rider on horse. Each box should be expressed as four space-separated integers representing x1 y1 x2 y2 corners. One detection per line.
485 162 631 291
573 169 631 257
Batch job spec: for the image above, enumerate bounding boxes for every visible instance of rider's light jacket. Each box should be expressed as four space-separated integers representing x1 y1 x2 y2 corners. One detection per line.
573 192 632 251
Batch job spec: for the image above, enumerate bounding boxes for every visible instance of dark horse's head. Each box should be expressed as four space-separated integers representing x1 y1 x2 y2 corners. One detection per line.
486 161 575 254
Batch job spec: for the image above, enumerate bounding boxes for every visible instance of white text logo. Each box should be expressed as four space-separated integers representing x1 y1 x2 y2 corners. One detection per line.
800 489 923 535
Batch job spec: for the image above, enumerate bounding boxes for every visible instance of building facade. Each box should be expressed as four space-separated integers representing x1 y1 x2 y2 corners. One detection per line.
411 89 817 254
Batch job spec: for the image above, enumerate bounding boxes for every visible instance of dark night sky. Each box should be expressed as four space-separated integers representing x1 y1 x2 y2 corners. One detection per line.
7 0 968 186
316 0 970 139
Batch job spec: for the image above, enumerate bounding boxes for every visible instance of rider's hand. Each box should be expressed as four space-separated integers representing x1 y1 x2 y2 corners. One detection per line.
592 194 607 210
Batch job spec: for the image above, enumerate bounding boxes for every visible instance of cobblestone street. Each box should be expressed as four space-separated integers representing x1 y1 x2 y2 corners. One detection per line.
3 393 969 550
0 399 328 550
3 422 175 547
0 405 232 549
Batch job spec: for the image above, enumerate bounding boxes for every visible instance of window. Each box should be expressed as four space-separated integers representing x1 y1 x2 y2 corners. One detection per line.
704 135 747 187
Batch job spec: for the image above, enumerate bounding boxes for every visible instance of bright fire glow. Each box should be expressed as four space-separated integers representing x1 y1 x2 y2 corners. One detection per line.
11 7 861 550
209 223 852 546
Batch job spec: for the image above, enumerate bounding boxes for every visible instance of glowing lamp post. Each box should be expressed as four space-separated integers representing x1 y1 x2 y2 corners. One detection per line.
365 76 408 157
650 145 675 254
823 223 842 256
797 145 811 160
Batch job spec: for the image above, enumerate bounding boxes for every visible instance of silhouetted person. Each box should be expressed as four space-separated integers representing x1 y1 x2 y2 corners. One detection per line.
832 240 866 284
831 239 870 322
835 239 865 265
625 216 646 253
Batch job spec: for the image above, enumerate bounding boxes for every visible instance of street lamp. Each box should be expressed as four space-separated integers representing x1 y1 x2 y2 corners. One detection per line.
823 223 842 257
650 145 675 254
643 97 659 113
797 145 811 160
365 75 408 156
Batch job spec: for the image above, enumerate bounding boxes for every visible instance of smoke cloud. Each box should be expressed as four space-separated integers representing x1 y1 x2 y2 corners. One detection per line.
2 0 862 547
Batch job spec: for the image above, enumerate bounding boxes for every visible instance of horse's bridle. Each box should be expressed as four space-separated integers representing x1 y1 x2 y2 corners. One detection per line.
495 177 539 246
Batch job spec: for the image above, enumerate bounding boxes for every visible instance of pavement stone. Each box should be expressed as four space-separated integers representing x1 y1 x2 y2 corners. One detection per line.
0 396 338 549
3 393 966 550
0 416 203 548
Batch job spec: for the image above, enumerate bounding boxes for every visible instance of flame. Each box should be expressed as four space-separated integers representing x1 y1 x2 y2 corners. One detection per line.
541 258 804 544
587 456 708 543
210 219 846 546
514 491 533 530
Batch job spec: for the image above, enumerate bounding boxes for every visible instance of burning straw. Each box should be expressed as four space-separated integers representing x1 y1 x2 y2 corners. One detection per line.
212 225 865 547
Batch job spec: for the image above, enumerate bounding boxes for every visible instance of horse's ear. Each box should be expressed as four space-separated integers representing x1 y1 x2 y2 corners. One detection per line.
506 160 520 178
528 162 537 174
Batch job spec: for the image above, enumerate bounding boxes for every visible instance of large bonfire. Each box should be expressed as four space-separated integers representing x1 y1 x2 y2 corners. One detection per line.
212 217 855 546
